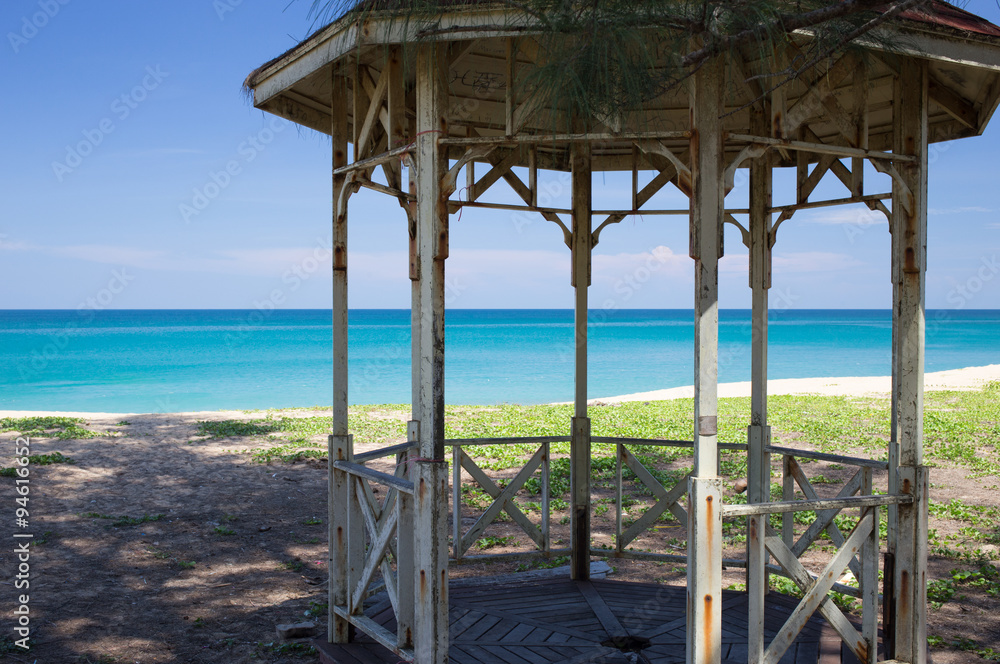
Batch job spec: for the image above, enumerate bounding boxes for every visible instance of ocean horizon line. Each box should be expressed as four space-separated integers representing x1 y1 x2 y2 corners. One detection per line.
3 307 1000 313
2 309 998 412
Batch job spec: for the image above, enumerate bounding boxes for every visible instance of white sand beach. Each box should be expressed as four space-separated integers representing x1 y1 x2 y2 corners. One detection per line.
1 365 998 420
590 363 1000 404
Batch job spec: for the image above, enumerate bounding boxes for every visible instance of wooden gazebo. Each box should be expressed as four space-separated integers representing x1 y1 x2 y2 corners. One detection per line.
244 4 1000 663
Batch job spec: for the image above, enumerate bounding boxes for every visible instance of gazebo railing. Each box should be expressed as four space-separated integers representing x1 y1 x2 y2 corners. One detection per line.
447 436 757 566
728 446 911 664
448 436 570 562
771 446 887 597
335 435 909 664
330 443 416 659
592 436 748 564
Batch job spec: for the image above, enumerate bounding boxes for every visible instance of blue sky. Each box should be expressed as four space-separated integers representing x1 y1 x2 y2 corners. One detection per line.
2 0 999 312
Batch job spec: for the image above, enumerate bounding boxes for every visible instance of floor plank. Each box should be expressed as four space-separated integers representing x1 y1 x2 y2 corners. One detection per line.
327 579 865 664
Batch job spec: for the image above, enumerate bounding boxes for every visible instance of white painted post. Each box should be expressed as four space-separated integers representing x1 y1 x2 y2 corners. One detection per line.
687 57 724 664
570 139 592 581
329 435 351 643
861 470 878 664
747 94 772 664
328 71 358 644
397 430 416 650
412 43 449 664
400 50 421 654
891 58 929 664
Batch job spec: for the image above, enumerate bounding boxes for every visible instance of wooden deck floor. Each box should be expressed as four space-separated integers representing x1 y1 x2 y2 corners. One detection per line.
315 577 870 664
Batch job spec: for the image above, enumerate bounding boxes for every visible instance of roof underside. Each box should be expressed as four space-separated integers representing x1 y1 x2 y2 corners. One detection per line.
245 2 1000 171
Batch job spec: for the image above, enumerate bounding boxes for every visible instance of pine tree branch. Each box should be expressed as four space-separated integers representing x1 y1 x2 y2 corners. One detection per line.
738 0 929 109
680 0 921 69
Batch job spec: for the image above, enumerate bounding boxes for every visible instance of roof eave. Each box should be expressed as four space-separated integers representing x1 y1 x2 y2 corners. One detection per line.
246 7 535 108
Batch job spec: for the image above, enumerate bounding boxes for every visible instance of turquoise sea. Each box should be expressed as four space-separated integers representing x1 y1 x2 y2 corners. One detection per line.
0 309 998 413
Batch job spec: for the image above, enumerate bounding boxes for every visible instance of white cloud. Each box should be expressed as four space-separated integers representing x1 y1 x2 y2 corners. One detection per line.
720 253 749 273
798 207 886 226
350 250 410 284
448 248 568 281
929 206 992 215
593 245 688 278
712 250 863 275
0 236 30 251
115 148 207 158
48 244 168 267
3 241 339 278
773 251 864 272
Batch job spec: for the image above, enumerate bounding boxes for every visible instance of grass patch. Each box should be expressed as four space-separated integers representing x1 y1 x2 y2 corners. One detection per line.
0 452 75 477
0 416 100 439
84 512 164 528
475 535 515 550
278 559 305 573
0 635 30 654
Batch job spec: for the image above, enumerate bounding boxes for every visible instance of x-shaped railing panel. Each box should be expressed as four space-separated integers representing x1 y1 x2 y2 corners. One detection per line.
351 477 400 614
786 459 870 582
455 444 546 557
762 513 877 664
617 444 690 550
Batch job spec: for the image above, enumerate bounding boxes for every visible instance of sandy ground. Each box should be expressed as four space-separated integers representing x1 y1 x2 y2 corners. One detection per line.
588 363 1000 403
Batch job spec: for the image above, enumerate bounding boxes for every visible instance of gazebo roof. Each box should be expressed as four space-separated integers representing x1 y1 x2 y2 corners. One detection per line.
245 2 1000 171
899 1 1000 38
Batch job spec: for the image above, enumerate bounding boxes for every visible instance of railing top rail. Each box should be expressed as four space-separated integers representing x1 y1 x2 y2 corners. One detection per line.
723 493 911 517
332 460 415 494
353 442 416 464
445 436 570 446
593 436 747 451
767 445 889 470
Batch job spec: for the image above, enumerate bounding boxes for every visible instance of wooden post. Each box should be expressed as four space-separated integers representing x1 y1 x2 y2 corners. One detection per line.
570 139 592 580
412 43 449 664
746 94 772 664
397 434 416 650
687 57 724 664
861 470 878 664
328 71 360 644
891 58 929 664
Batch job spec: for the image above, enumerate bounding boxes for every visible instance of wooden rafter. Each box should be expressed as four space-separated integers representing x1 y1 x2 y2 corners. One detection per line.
928 74 978 130
782 52 857 138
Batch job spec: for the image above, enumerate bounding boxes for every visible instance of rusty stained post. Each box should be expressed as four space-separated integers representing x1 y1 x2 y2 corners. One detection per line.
412 43 450 664
687 56 724 664
328 70 362 644
570 138 593 580
746 92 773 664
891 58 929 664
